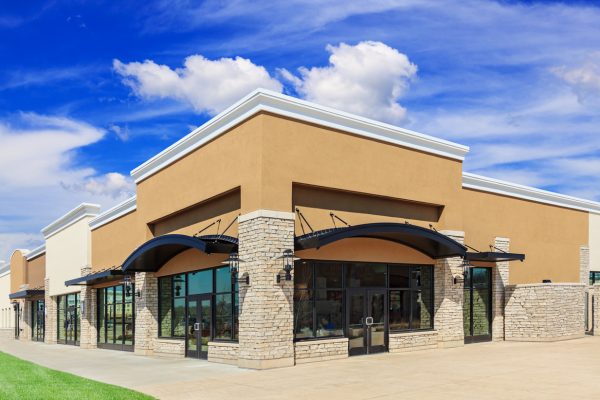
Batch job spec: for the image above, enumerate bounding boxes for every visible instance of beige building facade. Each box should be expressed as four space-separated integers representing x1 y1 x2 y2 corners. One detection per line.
4 90 600 368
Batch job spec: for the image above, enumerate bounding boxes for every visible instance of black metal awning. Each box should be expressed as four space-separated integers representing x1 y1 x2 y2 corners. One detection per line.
65 269 130 287
9 289 44 300
122 234 238 273
295 223 467 259
465 252 525 262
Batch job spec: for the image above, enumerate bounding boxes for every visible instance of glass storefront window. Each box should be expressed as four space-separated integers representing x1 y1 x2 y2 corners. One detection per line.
57 293 79 345
293 262 434 340
97 283 135 350
158 266 239 341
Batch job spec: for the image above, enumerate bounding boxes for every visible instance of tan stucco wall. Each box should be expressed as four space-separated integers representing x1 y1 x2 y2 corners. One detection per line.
27 254 46 289
91 210 145 272
92 112 588 286
155 249 227 277
46 217 94 297
296 238 433 265
9 250 27 293
461 188 588 284
0 270 14 329
589 213 600 273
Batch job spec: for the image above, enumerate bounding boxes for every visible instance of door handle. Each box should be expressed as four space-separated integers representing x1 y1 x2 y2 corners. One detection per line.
365 317 374 326
194 322 200 331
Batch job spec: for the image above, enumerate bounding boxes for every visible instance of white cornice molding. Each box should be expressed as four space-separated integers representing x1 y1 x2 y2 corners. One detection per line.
238 209 295 223
463 172 600 214
131 89 470 183
25 244 45 261
41 203 101 239
89 195 137 230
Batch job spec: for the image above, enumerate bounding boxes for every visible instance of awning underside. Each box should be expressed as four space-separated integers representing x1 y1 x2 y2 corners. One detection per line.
9 289 44 299
466 251 525 262
122 234 238 273
65 269 129 287
295 223 467 259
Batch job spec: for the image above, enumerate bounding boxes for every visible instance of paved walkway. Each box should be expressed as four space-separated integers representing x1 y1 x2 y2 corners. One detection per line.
2 337 600 399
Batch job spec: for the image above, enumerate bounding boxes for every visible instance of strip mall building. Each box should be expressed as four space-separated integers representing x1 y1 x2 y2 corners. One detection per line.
4 90 600 368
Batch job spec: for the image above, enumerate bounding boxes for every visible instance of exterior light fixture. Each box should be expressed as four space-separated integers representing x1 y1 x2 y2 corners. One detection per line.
136 289 142 298
454 258 471 284
12 302 18 311
223 252 249 285
124 275 133 297
276 249 300 283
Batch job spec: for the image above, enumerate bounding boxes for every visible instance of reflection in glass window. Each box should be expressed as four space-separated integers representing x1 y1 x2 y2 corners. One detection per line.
347 263 386 287
315 290 343 337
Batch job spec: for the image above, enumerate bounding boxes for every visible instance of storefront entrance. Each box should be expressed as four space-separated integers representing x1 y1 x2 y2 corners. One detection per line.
58 293 80 345
347 289 387 356
32 300 45 342
463 267 492 343
14 303 20 339
186 295 212 359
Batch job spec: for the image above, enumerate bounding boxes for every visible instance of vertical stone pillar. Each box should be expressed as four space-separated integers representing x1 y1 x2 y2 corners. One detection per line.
79 266 97 349
44 278 57 344
492 237 510 341
434 230 465 348
21 300 32 341
134 271 158 355
592 284 600 335
580 246 590 286
237 210 295 369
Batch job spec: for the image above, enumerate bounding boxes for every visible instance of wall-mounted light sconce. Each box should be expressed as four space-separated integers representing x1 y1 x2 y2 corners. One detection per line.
223 252 249 285
124 275 133 297
454 258 470 284
12 302 18 311
136 289 142 298
276 249 300 283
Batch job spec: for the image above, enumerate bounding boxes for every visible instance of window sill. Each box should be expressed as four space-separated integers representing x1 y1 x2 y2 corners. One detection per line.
156 336 185 341
389 329 437 336
294 335 346 343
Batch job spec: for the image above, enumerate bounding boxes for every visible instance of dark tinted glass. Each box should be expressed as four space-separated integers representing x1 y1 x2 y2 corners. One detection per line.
188 270 212 295
173 274 186 297
389 266 409 288
315 290 343 337
215 266 232 293
315 263 343 288
347 263 386 287
293 289 313 339
215 294 233 340
294 261 312 289
389 290 410 331
159 277 173 337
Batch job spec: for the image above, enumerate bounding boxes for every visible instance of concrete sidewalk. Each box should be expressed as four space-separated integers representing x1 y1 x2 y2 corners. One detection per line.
2 337 600 399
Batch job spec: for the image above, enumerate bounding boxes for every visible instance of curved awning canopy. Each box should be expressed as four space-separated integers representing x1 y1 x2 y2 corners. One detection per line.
122 234 238 273
9 289 44 300
466 252 525 263
295 223 467 259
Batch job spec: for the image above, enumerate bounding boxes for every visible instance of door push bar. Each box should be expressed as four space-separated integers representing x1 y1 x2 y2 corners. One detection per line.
365 317 374 326
193 322 200 331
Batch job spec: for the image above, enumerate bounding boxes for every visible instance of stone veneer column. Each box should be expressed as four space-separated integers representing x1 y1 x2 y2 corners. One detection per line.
592 284 600 335
492 237 510 341
134 272 158 355
20 299 32 341
79 266 97 349
44 278 57 344
237 210 295 369
580 246 590 286
434 230 465 348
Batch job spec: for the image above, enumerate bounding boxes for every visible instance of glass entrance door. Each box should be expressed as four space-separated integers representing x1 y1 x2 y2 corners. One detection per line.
347 289 387 356
463 267 492 343
186 295 212 359
32 300 45 342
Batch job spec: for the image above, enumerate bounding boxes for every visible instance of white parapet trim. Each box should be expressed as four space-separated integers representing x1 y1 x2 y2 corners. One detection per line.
463 172 600 214
25 244 46 261
89 195 137 231
41 203 101 239
131 89 470 183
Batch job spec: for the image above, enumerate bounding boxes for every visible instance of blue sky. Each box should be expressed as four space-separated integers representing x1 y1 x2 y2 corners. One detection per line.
1 0 600 261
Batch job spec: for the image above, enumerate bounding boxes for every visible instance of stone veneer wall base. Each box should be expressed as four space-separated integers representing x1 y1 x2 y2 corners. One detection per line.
505 283 585 341
294 338 348 364
388 331 438 353
208 341 239 365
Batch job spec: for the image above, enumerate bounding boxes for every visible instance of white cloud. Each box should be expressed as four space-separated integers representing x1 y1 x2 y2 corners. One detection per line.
552 56 600 104
109 124 130 141
281 41 417 124
0 113 135 260
113 55 283 115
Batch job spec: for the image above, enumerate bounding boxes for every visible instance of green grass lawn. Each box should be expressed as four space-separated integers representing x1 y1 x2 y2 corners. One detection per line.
0 351 155 400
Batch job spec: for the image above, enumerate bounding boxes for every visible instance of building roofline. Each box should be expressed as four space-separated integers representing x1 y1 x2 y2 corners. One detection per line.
463 172 600 214
130 89 470 183
89 196 137 231
25 244 45 261
41 203 101 239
